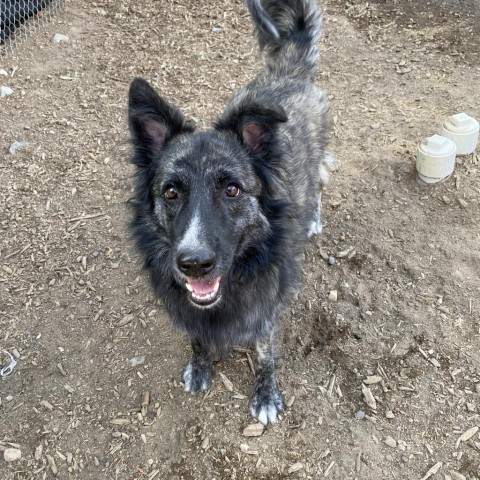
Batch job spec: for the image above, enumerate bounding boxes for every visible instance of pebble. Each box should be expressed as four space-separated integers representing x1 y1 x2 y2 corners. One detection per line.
328 290 338 302
355 410 366 420
4 448 22 462
53 33 69 43
5 395 13 402
385 410 395 419
9 141 28 154
0 86 14 97
328 256 336 265
0 69 7 76
129 356 145 367
475 383 480 394
384 436 397 448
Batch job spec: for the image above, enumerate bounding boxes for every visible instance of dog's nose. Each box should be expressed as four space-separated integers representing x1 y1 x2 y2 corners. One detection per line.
177 248 216 277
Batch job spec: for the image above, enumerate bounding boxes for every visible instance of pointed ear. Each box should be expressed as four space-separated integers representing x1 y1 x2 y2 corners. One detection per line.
128 77 194 165
215 103 287 153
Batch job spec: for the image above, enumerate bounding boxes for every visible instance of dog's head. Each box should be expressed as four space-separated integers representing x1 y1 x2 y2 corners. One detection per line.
128 78 288 309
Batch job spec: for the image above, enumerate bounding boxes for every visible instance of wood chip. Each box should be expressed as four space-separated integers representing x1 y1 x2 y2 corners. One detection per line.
287 462 304 474
455 426 479 448
242 423 264 437
363 375 383 385
361 383 377 410
110 418 130 425
219 372 234 392
420 462 442 480
429 358 441 368
35 444 43 460
337 248 352 258
324 461 335 477
118 314 134 326
47 454 58 476
40 400 54 411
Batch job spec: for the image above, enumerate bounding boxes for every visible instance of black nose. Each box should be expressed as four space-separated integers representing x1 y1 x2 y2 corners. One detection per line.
177 248 216 277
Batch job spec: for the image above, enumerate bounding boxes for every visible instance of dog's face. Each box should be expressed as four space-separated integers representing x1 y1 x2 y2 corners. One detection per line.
128 78 287 308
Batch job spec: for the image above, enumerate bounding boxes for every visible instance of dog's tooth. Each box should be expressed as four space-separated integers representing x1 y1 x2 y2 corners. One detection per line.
186 283 193 292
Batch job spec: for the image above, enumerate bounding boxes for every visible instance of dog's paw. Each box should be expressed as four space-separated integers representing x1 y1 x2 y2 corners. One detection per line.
182 362 212 394
250 386 285 425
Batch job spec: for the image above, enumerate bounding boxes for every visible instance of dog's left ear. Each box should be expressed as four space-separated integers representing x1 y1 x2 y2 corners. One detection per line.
215 103 287 153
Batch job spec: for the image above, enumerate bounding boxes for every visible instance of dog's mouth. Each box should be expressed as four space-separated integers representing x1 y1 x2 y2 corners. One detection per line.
185 276 221 306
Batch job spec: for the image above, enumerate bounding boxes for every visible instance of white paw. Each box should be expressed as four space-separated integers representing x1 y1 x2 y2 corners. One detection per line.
182 362 211 393
250 387 284 425
308 219 322 238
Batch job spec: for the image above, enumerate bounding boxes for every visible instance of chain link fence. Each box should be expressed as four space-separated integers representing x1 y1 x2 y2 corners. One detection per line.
1 0 65 53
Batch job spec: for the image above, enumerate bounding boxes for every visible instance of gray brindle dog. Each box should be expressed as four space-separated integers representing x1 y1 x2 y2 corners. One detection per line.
127 0 331 425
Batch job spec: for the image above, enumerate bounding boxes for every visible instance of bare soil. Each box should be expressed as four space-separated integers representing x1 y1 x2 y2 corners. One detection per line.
1 0 479 479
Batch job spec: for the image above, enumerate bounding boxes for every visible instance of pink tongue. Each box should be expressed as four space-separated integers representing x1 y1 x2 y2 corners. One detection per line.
187 278 219 295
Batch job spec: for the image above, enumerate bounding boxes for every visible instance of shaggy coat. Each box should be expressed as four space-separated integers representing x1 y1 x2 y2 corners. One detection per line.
127 0 331 425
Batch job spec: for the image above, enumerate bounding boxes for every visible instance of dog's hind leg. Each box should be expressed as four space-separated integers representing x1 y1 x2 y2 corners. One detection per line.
250 333 285 425
182 339 212 393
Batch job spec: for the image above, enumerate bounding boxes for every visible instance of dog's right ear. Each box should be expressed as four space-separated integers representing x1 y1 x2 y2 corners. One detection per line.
128 78 194 166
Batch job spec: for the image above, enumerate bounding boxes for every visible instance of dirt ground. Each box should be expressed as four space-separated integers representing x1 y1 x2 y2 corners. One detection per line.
1 0 479 478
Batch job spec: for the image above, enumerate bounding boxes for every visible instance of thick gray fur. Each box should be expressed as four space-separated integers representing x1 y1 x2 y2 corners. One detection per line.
127 0 331 425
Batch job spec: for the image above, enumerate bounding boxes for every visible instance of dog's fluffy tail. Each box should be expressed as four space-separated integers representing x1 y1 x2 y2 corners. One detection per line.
246 0 322 80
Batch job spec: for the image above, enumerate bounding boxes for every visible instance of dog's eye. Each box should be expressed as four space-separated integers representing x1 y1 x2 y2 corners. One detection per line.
225 184 240 198
164 186 178 200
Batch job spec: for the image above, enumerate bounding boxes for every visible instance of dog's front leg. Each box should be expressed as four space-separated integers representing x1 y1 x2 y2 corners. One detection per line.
182 338 212 394
250 334 284 425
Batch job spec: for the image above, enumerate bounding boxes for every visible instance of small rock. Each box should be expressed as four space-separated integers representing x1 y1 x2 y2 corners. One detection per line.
53 33 69 43
0 86 13 97
9 141 28 155
450 472 467 480
128 356 145 367
5 395 13 402
0 69 7 76
240 443 250 453
4 448 22 462
385 410 395 419
457 198 468 208
328 290 338 302
442 195 451 205
355 410 366 420
242 423 264 437
384 436 397 448
475 383 480 394
328 256 336 265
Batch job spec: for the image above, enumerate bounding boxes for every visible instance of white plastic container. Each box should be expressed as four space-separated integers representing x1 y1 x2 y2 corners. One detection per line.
416 134 457 184
441 113 479 155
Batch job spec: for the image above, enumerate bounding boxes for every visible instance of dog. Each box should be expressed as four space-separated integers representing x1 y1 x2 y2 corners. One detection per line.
127 0 331 425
